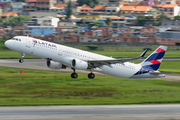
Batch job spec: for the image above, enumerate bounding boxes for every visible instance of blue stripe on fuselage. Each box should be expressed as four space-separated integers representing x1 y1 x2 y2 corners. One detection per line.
134 64 160 75
134 66 149 75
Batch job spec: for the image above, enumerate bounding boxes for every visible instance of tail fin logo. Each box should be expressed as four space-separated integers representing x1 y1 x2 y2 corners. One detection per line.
141 46 167 71
156 48 166 53
149 60 161 65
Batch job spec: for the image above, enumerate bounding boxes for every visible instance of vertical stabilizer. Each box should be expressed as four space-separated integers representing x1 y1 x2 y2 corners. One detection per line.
140 45 167 71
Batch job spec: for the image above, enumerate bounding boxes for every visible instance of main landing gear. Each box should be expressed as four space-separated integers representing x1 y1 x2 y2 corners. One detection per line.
88 72 95 79
19 53 25 63
71 68 95 79
71 68 78 78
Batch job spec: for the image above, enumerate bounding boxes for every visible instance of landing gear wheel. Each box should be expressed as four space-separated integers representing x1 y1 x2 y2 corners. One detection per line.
88 73 95 79
71 73 78 78
71 68 78 78
19 59 24 63
19 53 25 63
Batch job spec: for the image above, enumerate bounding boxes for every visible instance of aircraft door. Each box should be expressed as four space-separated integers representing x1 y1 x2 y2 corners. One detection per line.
26 38 31 48
58 46 63 56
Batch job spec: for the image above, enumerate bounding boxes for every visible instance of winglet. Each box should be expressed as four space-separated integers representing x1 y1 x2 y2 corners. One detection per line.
140 49 148 58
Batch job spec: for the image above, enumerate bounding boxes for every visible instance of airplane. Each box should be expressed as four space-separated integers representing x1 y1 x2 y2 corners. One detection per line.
5 36 167 79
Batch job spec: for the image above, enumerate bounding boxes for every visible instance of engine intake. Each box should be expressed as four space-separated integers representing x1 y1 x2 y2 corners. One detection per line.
72 59 88 70
46 60 65 69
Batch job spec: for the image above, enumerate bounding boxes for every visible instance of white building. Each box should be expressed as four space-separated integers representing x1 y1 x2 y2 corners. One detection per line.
37 16 59 27
105 2 122 15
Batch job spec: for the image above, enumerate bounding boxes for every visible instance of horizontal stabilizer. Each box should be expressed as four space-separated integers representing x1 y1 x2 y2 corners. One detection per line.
149 71 161 74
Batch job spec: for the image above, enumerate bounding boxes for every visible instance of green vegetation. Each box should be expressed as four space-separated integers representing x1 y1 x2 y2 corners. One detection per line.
174 15 180 21
149 10 161 15
72 26 80 29
80 18 86 25
93 51 180 59
86 45 98 50
137 15 154 26
137 14 171 26
1 16 31 27
0 40 180 105
0 67 179 106
105 18 111 25
77 0 99 8
66 0 72 19
0 51 38 59
154 14 171 26
88 21 103 29
160 61 180 73
0 38 9 50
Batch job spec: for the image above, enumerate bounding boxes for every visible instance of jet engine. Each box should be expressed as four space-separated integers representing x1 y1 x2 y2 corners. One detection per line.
71 59 88 70
46 60 63 69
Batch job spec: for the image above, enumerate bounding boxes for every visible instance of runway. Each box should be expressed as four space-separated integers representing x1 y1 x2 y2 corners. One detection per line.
0 59 93 74
0 59 179 80
1 104 180 120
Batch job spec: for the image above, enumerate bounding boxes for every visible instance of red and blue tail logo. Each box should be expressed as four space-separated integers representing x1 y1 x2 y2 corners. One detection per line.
141 46 167 71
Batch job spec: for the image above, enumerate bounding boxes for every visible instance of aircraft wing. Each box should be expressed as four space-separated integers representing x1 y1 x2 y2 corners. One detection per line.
87 49 148 68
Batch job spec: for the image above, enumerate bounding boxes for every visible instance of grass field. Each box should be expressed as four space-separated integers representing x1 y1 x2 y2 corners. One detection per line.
1 46 180 59
160 61 180 73
0 51 38 59
0 67 180 106
0 44 180 106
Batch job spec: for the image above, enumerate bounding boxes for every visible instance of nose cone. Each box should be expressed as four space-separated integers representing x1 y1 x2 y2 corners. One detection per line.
5 40 11 48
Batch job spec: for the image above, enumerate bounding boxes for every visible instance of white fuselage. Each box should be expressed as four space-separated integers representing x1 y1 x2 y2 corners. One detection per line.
5 36 164 78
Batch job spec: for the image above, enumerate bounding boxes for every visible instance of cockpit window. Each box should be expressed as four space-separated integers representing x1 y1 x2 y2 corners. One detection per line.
12 37 21 42
12 38 17 40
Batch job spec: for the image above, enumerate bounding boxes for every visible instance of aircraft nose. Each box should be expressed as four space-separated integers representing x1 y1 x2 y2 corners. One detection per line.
4 40 11 48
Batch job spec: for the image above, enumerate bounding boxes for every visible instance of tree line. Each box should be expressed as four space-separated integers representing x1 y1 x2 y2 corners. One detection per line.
0 16 31 28
77 0 99 8
137 14 180 26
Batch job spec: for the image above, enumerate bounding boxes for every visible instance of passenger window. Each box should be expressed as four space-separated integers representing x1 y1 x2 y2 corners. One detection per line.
19 39 21 41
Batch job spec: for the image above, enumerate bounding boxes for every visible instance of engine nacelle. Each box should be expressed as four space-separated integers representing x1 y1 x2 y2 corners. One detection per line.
72 59 88 70
46 60 62 69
